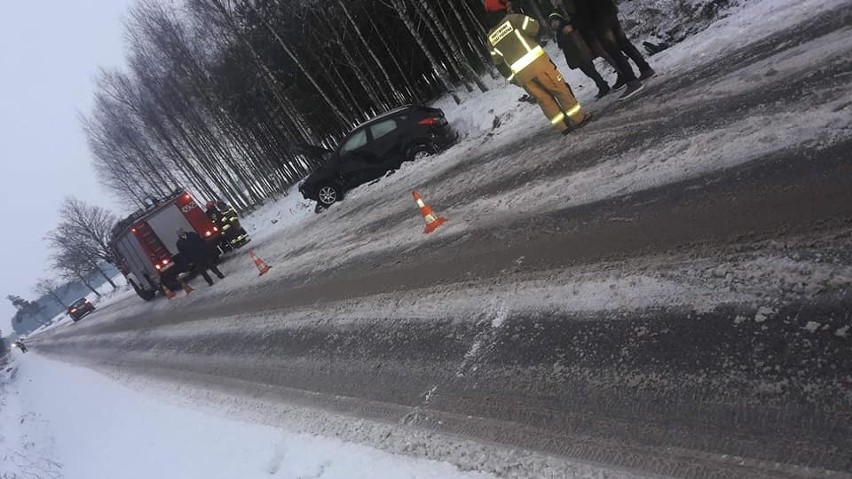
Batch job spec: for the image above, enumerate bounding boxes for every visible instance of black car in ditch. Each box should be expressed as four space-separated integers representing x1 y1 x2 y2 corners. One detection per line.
299 105 456 208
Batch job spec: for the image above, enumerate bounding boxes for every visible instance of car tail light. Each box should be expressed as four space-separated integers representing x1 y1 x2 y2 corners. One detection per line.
155 264 161 270
213 226 219 232
418 117 440 126
71 308 77 313
205 230 212 237
162 259 169 265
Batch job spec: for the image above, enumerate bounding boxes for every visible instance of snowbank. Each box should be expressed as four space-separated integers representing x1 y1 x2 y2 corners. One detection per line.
0 354 493 479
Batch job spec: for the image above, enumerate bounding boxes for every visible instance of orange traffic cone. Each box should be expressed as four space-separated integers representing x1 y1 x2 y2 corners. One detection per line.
181 280 194 295
249 251 271 276
161 284 176 299
412 191 447 234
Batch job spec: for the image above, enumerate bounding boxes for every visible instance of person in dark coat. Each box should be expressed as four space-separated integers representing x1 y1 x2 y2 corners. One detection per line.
568 0 653 100
176 228 224 286
548 12 611 98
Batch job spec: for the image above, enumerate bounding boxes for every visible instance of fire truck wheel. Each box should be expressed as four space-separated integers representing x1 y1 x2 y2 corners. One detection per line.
129 279 156 301
137 289 156 301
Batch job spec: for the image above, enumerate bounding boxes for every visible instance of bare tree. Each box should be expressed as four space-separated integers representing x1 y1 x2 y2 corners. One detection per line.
47 227 115 293
84 0 502 210
34 278 69 309
50 247 103 299
57 197 118 263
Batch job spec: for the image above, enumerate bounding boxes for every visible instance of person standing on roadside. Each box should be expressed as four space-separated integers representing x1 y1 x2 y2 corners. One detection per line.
548 12 612 99
13 340 28 353
570 0 655 100
176 228 224 286
484 0 592 134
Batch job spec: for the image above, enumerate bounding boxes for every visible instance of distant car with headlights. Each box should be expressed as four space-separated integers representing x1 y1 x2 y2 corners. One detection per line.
68 298 95 321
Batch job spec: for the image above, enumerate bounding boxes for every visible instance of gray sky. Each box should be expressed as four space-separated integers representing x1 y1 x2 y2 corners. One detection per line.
0 0 135 332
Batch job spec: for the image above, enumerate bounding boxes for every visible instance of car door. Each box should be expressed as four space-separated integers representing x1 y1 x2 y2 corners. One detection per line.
366 117 405 167
336 128 378 187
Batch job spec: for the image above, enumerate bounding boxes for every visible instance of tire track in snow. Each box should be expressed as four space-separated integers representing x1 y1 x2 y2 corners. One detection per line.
404 300 510 427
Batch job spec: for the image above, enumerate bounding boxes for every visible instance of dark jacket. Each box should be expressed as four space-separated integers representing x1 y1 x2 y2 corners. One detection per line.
176 232 213 264
577 0 620 31
562 0 593 32
551 15 594 69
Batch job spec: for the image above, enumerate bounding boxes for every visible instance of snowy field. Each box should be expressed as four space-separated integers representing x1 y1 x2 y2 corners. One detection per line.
0 354 496 479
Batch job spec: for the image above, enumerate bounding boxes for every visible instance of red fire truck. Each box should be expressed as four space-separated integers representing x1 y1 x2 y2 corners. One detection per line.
110 190 225 300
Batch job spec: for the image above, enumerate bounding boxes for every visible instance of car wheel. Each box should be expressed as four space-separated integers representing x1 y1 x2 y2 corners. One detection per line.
316 183 342 207
406 144 433 162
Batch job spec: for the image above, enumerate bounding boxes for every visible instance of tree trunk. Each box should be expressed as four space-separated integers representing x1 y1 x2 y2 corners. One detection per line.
48 294 69 309
442 1 498 79
92 263 118 290
244 3 350 126
78 276 102 298
390 0 462 104
337 0 405 104
366 13 418 102
417 0 488 92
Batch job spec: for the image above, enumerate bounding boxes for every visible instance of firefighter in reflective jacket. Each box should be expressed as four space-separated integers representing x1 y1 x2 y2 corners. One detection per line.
205 201 250 252
486 2 591 134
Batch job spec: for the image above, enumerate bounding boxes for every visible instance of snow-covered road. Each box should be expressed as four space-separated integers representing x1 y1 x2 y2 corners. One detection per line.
19 0 852 477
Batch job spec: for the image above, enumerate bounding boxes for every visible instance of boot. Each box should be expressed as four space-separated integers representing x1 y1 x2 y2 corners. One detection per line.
561 112 593 135
639 67 656 80
595 84 612 99
619 81 645 101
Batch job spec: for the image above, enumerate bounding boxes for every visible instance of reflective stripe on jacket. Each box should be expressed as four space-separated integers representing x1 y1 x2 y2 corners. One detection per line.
487 14 548 85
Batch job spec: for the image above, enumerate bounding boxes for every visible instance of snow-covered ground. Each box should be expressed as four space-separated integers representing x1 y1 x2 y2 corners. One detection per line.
13 0 852 477
29 274 130 336
0 354 495 479
79 0 852 321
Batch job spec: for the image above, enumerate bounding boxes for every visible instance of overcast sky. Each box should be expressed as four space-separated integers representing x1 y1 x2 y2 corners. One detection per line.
0 0 136 332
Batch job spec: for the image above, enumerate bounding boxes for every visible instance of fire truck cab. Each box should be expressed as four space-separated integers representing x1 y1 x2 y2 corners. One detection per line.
110 190 226 300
